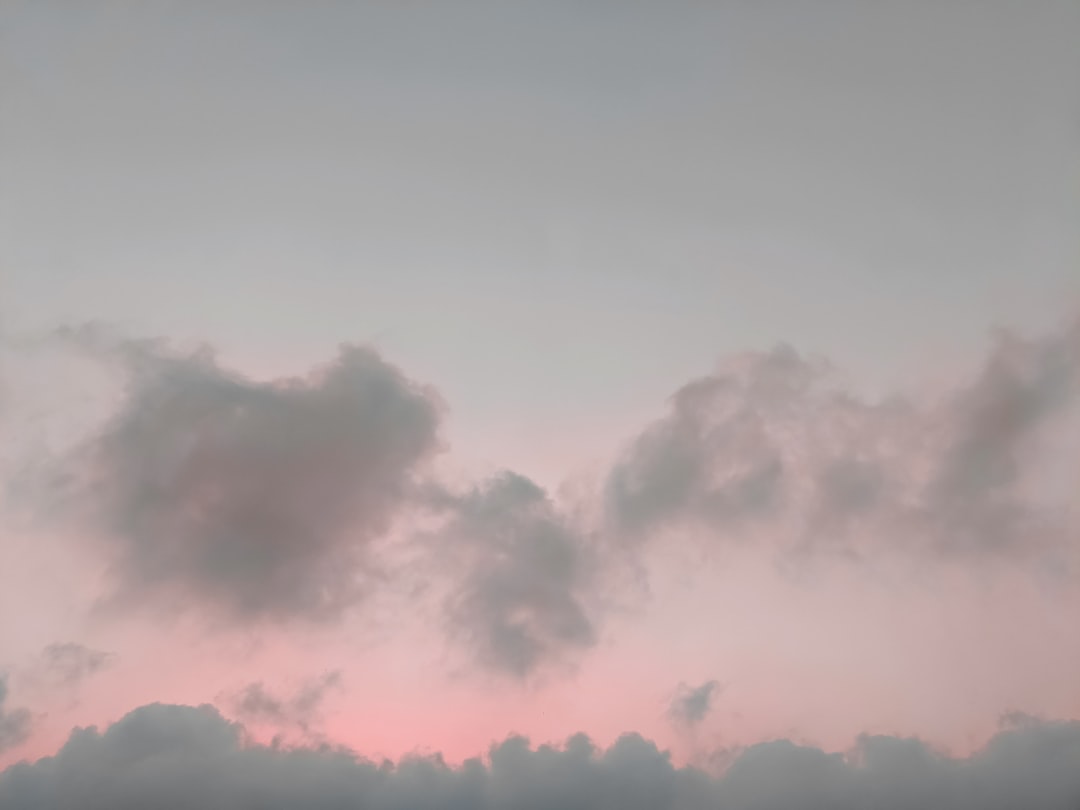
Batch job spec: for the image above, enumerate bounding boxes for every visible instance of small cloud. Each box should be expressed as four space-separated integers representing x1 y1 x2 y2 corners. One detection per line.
39 643 115 689
669 680 722 727
228 671 343 734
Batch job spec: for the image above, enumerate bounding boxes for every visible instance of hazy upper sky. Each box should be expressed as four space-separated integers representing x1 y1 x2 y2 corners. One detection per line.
1 2 1079 809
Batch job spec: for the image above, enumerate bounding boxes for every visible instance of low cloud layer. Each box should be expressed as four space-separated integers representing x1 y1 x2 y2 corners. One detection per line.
0 677 31 754
436 472 597 679
669 680 721 727
607 319 1080 566
2 703 1079 810
51 330 443 624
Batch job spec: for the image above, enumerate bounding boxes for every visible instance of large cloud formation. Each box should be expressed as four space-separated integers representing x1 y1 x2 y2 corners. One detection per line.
1 703 1079 809
607 319 1080 566
53 330 443 623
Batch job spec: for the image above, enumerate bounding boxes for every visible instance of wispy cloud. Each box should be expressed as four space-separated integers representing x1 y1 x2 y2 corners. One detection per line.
606 318 1080 567
37 643 114 690
227 671 343 735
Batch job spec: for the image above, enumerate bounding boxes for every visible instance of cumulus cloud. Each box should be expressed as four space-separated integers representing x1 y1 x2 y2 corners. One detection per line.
37 644 114 690
48 329 444 624
2 702 1080 810
435 471 597 679
669 680 721 727
228 671 343 733
606 319 1080 566
0 676 31 754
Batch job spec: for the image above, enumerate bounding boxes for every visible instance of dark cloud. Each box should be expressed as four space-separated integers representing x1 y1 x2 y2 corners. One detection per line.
669 680 721 727
3 702 1080 810
229 671 342 733
38 644 114 689
606 320 1080 565
0 676 31 754
436 471 597 680
49 329 443 624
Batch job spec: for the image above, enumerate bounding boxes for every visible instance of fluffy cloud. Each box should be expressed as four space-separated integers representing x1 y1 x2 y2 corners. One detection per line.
606 319 1080 566
436 472 598 679
50 330 443 624
0 677 31 754
2 703 1080 810
669 680 721 727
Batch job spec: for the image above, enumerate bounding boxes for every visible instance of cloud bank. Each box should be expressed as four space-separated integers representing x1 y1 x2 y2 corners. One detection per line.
2 702 1079 810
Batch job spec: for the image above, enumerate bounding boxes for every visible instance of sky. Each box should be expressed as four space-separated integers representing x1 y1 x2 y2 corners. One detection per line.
1 1 1079 808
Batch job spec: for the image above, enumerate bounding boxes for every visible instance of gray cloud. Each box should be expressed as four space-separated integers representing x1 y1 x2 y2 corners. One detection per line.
3 702 1080 810
37 644 114 690
606 319 1080 565
924 322 1080 555
669 680 721 727
606 345 821 540
436 471 597 680
0 676 31 754
49 328 443 624
229 671 343 733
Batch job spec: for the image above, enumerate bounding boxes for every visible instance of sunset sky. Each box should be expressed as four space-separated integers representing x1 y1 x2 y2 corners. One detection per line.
2 2 1080 808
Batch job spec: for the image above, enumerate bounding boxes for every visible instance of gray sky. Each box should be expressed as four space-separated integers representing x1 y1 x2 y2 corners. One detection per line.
3 0 1078 483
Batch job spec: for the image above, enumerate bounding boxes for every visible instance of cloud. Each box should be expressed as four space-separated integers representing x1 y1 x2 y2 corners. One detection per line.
605 319 1080 566
923 322 1080 554
605 346 805 541
435 471 598 680
47 329 444 624
669 680 721 727
0 677 31 754
228 671 343 733
3 702 1080 809
37 644 114 690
